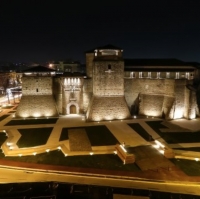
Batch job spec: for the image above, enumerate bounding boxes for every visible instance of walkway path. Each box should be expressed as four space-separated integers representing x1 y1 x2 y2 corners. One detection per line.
1 104 200 160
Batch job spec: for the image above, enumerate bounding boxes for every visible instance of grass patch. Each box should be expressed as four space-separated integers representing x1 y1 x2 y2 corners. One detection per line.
0 150 140 172
8 111 16 113
17 128 53 148
173 147 200 152
85 126 119 146
59 128 69 141
0 133 7 146
128 123 154 141
170 158 200 176
146 121 200 144
0 115 10 121
60 125 119 146
5 118 58 126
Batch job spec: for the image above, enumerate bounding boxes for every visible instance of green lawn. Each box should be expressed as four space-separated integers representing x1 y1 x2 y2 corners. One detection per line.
173 147 200 152
170 158 200 176
5 118 58 126
0 115 10 121
146 121 200 144
8 111 16 113
17 128 53 148
0 150 140 172
0 133 7 146
60 125 119 146
128 123 154 141
59 128 69 141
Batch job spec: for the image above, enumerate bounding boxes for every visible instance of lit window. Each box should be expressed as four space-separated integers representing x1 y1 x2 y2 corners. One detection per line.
130 72 135 78
148 72 151 78
166 72 170 78
176 72 180 79
185 72 189 79
139 72 143 78
157 72 160 79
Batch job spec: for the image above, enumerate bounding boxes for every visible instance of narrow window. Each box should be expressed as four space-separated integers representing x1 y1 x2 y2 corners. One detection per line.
36 88 38 92
166 72 170 78
176 72 180 79
108 64 111 70
185 72 189 79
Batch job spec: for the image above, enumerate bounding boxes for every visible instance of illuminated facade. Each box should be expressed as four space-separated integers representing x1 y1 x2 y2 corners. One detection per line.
15 45 199 120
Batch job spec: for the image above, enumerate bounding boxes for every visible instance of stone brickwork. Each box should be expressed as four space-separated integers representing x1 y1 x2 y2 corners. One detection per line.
173 79 188 119
82 79 93 113
125 78 172 114
139 94 164 117
22 76 52 95
125 78 197 119
53 77 62 114
15 95 58 117
60 77 84 115
16 76 58 118
86 53 94 78
93 61 124 96
86 96 131 121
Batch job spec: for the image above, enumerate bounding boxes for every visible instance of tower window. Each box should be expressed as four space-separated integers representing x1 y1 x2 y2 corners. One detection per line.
108 64 111 70
36 88 38 92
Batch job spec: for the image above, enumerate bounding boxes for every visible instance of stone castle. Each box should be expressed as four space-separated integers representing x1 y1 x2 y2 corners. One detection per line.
15 45 199 121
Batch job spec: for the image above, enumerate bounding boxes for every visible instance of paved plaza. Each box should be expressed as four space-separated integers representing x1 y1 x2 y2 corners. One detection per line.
1 103 200 161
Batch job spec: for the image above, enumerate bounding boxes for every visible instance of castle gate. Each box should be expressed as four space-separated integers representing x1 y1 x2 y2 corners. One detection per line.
70 105 76 114
66 102 79 115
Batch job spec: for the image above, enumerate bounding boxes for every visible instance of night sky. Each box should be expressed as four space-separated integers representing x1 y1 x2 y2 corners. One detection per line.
1 0 200 64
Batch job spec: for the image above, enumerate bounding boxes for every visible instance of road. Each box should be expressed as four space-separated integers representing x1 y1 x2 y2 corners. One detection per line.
0 166 200 196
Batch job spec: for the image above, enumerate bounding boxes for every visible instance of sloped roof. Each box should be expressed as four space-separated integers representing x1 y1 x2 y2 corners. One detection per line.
124 58 189 66
23 65 56 72
62 72 86 77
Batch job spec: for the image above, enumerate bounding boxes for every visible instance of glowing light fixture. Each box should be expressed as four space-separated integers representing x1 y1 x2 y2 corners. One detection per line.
155 140 165 148
120 144 127 153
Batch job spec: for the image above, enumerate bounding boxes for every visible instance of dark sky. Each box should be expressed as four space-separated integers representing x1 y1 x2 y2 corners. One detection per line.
1 0 200 64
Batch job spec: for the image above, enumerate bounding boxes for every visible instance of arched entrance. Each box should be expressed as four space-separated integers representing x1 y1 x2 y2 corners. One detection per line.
66 102 79 115
70 105 76 114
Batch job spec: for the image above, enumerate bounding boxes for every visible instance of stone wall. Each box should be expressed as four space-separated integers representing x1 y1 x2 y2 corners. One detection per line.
86 96 131 121
125 78 171 114
15 95 58 117
125 78 196 119
173 79 188 119
139 94 165 117
53 77 62 114
86 53 94 78
22 76 52 95
83 78 93 113
93 61 124 96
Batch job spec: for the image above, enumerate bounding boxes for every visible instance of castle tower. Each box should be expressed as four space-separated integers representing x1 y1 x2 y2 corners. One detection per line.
60 73 84 115
86 45 131 121
15 66 58 118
